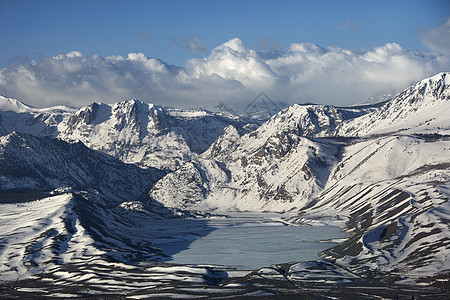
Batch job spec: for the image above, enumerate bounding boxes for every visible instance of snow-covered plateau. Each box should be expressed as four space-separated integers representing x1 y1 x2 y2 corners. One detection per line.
0 72 449 298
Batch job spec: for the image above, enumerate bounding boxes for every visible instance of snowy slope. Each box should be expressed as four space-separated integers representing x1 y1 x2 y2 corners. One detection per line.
249 103 373 138
303 133 450 277
0 132 164 202
151 113 343 212
150 73 449 213
0 95 33 113
0 97 247 169
0 95 74 137
339 72 450 136
0 72 449 289
0 95 75 114
202 133 340 212
149 73 449 282
0 194 101 282
149 103 373 212
0 191 223 293
59 100 190 169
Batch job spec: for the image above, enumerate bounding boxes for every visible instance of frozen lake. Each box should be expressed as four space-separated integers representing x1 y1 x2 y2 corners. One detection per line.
163 214 346 270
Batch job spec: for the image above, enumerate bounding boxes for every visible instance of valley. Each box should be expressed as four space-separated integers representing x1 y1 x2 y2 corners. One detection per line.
0 72 449 298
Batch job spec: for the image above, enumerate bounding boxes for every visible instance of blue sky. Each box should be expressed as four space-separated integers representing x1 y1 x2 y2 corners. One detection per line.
0 0 449 108
1 0 448 66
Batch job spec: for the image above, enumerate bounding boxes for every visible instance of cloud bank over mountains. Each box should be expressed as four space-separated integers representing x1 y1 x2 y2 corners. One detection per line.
0 38 449 109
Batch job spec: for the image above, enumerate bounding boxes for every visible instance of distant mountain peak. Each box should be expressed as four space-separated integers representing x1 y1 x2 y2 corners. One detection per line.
0 95 31 113
241 91 284 122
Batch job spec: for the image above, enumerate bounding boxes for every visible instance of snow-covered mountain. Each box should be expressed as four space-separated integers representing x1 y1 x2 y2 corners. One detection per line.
0 95 75 137
309 133 450 277
0 131 164 203
61 100 190 169
151 122 342 212
0 96 247 169
148 73 449 283
339 72 450 136
0 72 449 295
148 101 377 211
2 73 446 212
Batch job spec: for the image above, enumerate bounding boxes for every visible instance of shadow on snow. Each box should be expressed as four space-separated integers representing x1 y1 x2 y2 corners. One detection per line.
73 194 216 265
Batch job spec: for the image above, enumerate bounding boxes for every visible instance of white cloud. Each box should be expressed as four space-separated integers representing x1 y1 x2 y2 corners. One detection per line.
0 38 448 109
420 17 450 56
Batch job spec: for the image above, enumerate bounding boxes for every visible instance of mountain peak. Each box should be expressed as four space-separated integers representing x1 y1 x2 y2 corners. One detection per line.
383 71 449 110
118 98 147 106
338 72 450 136
414 71 449 98
0 95 31 113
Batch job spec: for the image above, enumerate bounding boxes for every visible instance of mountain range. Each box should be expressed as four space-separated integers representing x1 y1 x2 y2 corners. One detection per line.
0 72 449 297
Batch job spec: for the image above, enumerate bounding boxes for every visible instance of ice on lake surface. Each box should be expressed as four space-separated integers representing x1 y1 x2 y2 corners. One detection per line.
164 214 346 270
